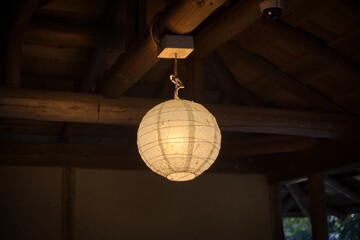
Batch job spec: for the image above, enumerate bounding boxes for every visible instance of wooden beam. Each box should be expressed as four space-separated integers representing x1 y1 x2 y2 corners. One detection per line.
269 185 285 240
22 42 122 65
208 105 354 138
0 122 314 156
4 38 21 88
61 167 75 240
0 143 265 173
0 88 355 138
287 184 346 219
5 0 40 88
60 122 74 143
0 134 316 158
282 193 296 213
99 0 226 98
308 174 328 240
221 136 315 157
268 138 360 184
194 0 261 58
287 181 346 219
37 0 55 8
282 0 330 27
205 52 270 106
0 143 141 168
79 48 105 92
258 19 360 81
287 184 310 216
24 23 125 48
324 176 360 204
218 43 349 113
78 0 127 93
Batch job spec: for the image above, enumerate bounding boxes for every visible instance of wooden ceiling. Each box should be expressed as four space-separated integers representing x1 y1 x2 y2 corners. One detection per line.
1 0 360 216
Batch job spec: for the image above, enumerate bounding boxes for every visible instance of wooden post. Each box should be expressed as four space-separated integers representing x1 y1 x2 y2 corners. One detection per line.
61 167 75 240
269 185 285 240
308 174 328 240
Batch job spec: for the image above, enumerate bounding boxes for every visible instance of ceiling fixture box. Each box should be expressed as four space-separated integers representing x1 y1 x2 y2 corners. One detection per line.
157 35 194 59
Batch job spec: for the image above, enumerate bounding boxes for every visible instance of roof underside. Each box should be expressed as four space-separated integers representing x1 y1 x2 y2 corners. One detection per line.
1 0 360 217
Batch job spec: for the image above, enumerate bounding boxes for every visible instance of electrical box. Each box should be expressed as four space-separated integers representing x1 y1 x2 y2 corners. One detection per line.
157 35 194 59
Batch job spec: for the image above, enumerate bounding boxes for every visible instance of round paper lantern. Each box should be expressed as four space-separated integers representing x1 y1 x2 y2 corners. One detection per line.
137 99 221 181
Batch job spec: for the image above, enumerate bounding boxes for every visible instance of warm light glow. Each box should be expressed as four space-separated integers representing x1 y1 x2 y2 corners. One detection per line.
137 99 221 181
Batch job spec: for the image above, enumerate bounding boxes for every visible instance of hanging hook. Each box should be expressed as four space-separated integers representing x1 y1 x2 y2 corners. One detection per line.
170 74 184 99
170 53 184 99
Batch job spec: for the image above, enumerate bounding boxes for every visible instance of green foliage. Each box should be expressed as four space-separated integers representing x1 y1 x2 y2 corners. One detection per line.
328 214 360 240
283 213 360 240
283 217 311 240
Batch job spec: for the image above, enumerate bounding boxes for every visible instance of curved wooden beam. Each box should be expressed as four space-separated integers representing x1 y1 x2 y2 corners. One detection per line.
0 88 355 138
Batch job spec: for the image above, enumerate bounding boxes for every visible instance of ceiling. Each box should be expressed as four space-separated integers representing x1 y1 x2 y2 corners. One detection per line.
1 0 360 217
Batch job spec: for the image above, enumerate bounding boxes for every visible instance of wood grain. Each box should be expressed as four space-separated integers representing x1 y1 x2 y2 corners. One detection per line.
100 0 226 98
308 174 328 240
194 0 261 58
0 88 356 138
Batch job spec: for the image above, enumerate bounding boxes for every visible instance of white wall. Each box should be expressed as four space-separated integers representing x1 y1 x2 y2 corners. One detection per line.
0 167 272 240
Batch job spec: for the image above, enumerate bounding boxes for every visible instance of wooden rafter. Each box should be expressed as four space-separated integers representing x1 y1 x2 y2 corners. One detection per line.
0 88 355 138
282 193 296 213
205 52 270 106
217 43 349 113
324 176 360 204
268 138 360 184
258 18 360 81
287 184 310 216
5 0 40 88
24 23 125 48
194 0 261 58
282 0 330 27
79 0 127 93
287 182 346 219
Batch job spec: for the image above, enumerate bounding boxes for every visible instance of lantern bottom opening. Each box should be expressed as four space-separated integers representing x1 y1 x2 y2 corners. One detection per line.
167 172 196 181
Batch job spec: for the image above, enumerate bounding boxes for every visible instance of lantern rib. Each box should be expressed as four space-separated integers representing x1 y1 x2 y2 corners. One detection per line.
139 138 220 155
142 108 212 120
156 103 176 172
194 114 221 175
138 122 221 137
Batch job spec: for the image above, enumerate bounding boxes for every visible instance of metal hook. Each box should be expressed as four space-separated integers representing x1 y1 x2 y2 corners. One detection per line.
170 74 184 99
169 53 185 99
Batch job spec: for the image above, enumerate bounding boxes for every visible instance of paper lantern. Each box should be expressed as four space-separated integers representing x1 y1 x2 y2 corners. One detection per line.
137 99 221 181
